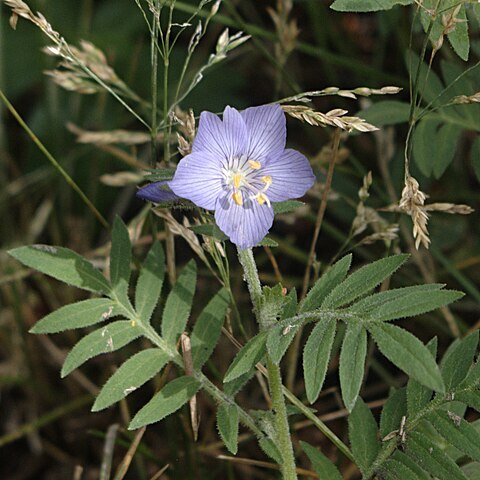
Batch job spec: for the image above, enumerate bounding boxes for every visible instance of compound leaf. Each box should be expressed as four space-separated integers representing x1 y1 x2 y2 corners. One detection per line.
441 331 479 392
323 255 409 309
380 387 407 439
301 254 352 313
428 410 480 463
301 441 342 480
407 338 437 417
266 289 298 364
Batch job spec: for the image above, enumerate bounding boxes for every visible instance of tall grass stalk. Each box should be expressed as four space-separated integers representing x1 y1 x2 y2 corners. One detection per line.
0 88 110 229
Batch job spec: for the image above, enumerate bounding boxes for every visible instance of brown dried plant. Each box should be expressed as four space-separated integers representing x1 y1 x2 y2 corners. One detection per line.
4 0 144 110
172 108 196 157
351 172 399 246
267 0 299 66
283 105 379 133
384 175 474 250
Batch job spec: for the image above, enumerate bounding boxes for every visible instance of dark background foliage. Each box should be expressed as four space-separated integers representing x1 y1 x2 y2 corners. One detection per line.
1 1 479 478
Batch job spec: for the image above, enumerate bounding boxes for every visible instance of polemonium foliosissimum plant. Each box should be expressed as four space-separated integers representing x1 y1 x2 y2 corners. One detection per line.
3 0 480 479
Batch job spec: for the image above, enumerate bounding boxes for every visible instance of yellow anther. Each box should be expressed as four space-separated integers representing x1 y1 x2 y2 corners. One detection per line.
256 193 268 205
261 175 272 187
233 173 243 189
248 160 261 170
232 190 243 206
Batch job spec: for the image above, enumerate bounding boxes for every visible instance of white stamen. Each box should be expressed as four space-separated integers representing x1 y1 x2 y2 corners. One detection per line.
223 155 273 207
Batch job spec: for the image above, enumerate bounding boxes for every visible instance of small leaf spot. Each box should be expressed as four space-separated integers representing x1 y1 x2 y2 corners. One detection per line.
33 245 58 254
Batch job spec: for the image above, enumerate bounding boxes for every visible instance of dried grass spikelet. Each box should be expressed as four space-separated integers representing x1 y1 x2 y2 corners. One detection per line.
153 210 210 266
282 86 401 104
430 4 465 54
283 105 378 133
351 172 399 246
399 175 430 250
441 5 464 35
268 0 299 58
386 175 474 250
452 91 480 105
67 123 160 145
100 171 144 187
5 0 60 39
4 1 136 99
172 108 196 156
360 225 400 246
44 40 130 96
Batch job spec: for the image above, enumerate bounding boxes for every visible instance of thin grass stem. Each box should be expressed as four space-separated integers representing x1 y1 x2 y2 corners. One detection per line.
0 88 109 229
237 248 298 480
0 394 92 448
285 127 341 391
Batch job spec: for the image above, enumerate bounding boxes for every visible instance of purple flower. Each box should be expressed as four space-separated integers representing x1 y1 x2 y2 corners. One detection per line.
137 104 315 249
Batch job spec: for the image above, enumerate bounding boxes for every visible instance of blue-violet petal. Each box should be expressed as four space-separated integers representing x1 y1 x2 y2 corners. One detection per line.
136 181 180 203
262 149 315 202
169 151 225 210
214 194 274 250
240 104 286 161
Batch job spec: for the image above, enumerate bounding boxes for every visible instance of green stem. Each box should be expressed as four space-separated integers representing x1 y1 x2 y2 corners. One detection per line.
150 0 160 167
237 247 298 480
138 322 264 438
0 88 109 230
404 2 439 178
363 439 397 480
162 1 175 166
237 248 263 318
282 387 354 462
0 394 92 448
266 358 298 480
364 395 448 479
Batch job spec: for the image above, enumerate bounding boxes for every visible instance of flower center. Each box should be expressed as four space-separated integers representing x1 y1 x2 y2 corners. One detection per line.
222 155 273 207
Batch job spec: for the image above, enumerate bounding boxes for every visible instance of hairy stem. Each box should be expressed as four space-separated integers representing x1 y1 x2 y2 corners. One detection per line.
139 322 264 439
237 247 298 480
